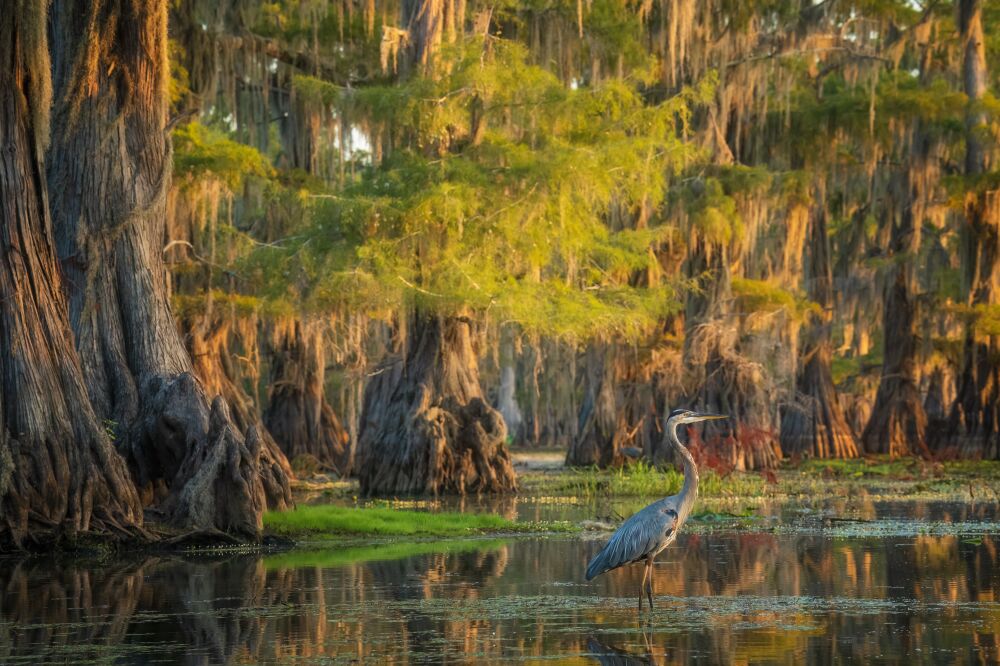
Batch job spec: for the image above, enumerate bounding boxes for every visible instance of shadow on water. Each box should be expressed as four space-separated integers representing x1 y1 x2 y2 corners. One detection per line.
2 501 1000 664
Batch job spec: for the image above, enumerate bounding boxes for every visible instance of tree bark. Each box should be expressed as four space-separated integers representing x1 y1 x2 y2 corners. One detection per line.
45 0 288 537
861 190 927 456
682 240 782 470
355 311 517 495
401 0 459 75
263 320 351 475
185 311 293 509
0 3 142 548
530 338 578 449
947 0 1000 458
781 203 859 458
567 343 623 467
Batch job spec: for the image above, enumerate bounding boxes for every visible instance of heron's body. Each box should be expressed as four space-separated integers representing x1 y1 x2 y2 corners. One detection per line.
584 409 725 611
584 500 678 580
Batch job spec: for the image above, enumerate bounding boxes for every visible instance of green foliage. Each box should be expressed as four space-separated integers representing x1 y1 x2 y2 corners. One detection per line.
782 70 967 163
975 305 1000 336
732 278 819 320
831 341 883 386
943 169 1000 203
293 74 342 106
679 164 779 247
690 178 743 245
167 38 190 110
173 122 274 189
879 77 967 129
272 37 703 336
966 303 1000 336
172 290 264 319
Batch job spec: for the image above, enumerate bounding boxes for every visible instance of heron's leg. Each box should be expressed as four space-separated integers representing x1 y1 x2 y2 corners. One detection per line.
638 562 649 612
645 557 655 610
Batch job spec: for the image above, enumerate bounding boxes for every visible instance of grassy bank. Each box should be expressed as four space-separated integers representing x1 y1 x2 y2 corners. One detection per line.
263 504 576 539
519 461 769 499
289 455 1000 513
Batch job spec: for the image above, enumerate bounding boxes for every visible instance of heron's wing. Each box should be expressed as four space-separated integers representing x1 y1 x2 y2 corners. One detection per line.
585 504 678 580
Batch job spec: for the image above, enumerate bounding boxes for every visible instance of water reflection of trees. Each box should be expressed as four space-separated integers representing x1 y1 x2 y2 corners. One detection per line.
0 525 999 663
0 557 146 663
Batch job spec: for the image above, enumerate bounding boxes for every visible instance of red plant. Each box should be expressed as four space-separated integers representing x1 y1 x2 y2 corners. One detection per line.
682 421 779 475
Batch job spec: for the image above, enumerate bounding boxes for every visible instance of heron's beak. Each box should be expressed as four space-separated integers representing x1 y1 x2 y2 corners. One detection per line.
695 413 727 422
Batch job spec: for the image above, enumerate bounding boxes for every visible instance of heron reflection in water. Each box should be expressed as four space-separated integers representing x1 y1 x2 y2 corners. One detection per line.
585 409 727 611
586 634 656 665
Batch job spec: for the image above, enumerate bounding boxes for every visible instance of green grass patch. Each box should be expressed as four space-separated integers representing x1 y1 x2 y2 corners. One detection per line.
522 461 768 499
263 538 511 570
796 456 916 478
263 504 577 538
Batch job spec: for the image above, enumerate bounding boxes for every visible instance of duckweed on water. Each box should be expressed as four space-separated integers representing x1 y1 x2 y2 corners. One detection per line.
775 518 1000 538
263 504 577 538
341 593 985 625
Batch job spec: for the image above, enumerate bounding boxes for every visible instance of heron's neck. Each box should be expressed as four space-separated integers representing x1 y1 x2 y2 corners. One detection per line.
669 420 699 520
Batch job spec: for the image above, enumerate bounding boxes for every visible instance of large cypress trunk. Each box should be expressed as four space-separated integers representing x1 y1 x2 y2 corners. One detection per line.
861 177 928 457
781 203 859 458
45 0 289 536
185 311 293 509
682 240 782 470
0 3 142 548
947 0 1000 458
528 338 579 449
567 343 622 467
356 311 516 495
263 320 350 475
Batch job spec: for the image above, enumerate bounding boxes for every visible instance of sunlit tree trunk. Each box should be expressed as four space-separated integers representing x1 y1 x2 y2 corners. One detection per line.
46 0 288 536
781 201 859 458
355 311 516 495
185 310 293 508
264 320 350 474
567 343 623 467
0 2 142 547
862 171 928 457
948 0 1000 458
683 240 782 470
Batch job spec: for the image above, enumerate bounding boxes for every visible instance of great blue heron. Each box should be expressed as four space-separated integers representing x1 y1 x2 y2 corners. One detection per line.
584 408 727 612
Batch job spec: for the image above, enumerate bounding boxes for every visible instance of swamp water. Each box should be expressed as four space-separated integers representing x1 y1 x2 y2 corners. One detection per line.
1 499 999 664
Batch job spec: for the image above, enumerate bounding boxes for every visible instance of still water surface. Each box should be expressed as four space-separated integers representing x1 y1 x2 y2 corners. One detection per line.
2 500 999 664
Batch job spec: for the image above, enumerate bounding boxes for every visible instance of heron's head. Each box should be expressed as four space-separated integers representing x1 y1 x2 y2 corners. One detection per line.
667 408 728 425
